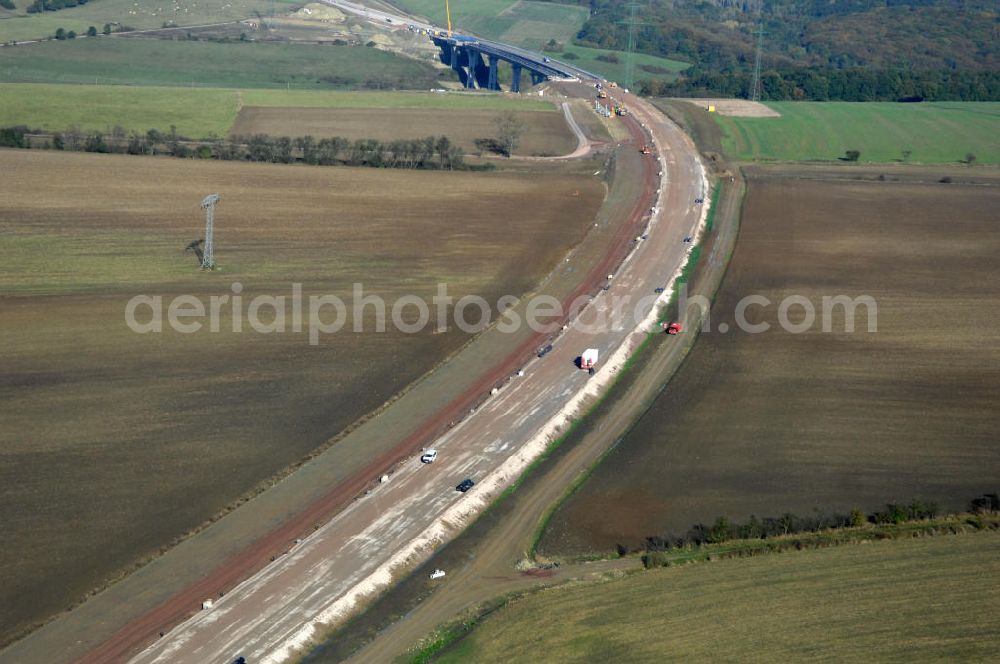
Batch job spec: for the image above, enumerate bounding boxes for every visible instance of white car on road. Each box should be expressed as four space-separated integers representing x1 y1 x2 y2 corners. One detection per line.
420 449 438 464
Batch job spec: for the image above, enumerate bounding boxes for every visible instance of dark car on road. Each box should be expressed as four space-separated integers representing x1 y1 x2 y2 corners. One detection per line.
537 344 553 358
456 479 475 492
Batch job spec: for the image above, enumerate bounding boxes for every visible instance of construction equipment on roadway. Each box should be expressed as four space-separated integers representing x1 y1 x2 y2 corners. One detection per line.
581 348 599 374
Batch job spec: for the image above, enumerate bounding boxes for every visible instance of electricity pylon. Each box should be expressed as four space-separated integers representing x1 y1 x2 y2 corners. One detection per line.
618 3 648 91
749 23 766 102
200 194 220 270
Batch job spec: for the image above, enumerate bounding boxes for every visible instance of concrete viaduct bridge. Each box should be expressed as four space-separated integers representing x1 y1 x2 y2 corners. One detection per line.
314 0 596 91
432 34 583 91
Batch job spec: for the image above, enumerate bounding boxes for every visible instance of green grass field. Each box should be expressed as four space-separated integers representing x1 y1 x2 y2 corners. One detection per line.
0 83 241 136
716 102 1000 164
388 0 587 49
0 82 555 137
389 0 686 79
554 44 689 84
0 37 443 89
0 0 299 42
237 88 554 110
436 531 1000 662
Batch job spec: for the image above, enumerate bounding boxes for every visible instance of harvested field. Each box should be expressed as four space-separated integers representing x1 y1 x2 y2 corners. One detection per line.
0 149 604 646
439 531 1000 663
677 98 780 117
540 169 1000 555
229 106 578 156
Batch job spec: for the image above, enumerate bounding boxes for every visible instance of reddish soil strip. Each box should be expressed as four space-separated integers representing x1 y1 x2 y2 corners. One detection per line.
78 116 657 664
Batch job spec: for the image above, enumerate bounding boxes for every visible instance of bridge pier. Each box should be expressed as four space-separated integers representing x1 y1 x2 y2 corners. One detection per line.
464 46 477 89
487 54 499 91
462 46 491 89
432 36 559 93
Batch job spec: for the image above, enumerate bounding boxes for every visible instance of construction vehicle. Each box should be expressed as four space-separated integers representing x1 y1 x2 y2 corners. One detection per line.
597 89 608 99
580 348 599 374
640 144 651 155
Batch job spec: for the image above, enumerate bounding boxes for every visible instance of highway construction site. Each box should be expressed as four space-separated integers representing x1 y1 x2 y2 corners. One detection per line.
0 3 721 654
4 1 996 663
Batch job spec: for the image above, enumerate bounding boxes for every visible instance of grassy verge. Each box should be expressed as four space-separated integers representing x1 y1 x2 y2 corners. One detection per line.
403 594 511 664
715 101 1000 164
703 183 721 232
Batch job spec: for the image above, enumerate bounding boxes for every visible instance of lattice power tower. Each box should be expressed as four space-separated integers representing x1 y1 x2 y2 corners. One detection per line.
618 3 649 92
749 23 766 102
200 194 221 270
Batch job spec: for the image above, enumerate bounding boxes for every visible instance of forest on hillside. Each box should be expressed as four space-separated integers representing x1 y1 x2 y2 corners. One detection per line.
559 0 1000 100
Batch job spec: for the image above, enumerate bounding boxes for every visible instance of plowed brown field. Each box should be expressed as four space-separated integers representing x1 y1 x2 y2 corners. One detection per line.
229 106 579 156
0 149 603 645
540 169 1000 555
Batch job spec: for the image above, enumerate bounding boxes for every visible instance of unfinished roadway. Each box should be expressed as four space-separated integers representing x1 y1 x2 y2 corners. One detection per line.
0 88 706 664
121 88 707 663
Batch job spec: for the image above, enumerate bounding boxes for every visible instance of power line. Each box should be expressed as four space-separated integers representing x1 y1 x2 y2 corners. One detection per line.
749 22 766 102
617 3 649 91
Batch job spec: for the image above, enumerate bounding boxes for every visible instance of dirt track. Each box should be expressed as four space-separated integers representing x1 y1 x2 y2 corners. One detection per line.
0 152 604 651
0 92 658 663
329 94 744 664
116 85 675 664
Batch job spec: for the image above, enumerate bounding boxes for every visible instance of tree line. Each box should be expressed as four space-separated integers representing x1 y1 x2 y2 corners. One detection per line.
574 0 998 101
26 0 88 13
640 67 1000 102
0 125 470 170
622 492 999 556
